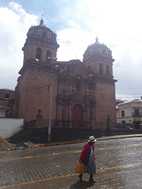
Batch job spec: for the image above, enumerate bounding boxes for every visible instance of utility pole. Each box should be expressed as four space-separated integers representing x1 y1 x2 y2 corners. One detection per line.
48 86 52 142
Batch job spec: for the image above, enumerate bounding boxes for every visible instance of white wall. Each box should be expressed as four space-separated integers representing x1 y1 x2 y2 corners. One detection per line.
0 118 23 138
0 111 5 118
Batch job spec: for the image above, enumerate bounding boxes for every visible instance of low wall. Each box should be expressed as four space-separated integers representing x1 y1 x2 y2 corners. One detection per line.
9 127 104 144
0 118 23 138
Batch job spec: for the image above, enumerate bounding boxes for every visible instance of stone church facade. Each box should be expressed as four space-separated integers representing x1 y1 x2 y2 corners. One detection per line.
15 20 116 130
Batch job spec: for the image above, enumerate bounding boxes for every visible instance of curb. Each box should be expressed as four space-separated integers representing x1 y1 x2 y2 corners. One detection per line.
97 134 142 141
3 134 142 152
36 134 142 148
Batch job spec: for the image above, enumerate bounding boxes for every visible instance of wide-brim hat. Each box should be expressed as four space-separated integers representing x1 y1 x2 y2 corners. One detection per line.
88 136 96 143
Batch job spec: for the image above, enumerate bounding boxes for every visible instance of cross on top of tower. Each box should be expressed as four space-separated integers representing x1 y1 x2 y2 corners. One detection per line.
95 37 99 44
40 18 44 26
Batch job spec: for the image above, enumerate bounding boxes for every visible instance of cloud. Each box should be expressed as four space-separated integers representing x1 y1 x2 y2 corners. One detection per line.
0 2 38 89
56 0 142 99
0 0 142 100
57 25 95 61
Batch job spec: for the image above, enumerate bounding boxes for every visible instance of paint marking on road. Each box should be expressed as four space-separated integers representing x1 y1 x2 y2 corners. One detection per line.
0 173 78 189
23 155 33 159
0 141 141 162
0 150 81 163
0 141 141 163
0 141 142 163
98 162 142 173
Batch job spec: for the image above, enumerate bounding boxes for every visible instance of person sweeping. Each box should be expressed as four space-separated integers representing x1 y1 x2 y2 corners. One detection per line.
79 136 96 183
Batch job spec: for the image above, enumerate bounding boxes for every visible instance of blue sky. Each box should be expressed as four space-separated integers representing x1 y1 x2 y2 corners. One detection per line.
0 0 142 100
0 0 83 30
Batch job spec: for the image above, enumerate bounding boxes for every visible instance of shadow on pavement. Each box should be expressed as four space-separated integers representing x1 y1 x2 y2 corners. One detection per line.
70 181 95 189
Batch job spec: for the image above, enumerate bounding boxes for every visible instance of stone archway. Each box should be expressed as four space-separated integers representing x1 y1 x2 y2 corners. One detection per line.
72 104 83 127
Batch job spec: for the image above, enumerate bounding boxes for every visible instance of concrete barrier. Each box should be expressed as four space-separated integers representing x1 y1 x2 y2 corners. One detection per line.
0 118 23 138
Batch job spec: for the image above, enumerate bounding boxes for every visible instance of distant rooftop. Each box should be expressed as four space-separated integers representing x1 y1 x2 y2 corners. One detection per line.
117 98 142 106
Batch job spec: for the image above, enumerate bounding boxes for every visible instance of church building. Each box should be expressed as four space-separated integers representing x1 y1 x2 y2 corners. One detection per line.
15 20 116 130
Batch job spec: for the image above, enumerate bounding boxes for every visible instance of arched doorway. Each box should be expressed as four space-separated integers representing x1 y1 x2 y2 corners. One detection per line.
72 104 83 127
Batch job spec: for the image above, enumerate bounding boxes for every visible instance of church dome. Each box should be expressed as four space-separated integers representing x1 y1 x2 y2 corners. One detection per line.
83 38 112 61
26 19 58 47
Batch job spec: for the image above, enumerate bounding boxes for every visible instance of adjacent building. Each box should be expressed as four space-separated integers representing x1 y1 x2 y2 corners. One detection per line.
0 89 15 118
15 20 116 130
116 99 142 127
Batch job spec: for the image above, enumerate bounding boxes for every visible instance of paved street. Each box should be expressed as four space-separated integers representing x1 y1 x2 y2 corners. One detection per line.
0 135 142 188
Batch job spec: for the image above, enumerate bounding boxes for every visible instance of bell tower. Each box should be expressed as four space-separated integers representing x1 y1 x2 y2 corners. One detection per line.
83 38 116 129
22 19 59 64
83 38 114 78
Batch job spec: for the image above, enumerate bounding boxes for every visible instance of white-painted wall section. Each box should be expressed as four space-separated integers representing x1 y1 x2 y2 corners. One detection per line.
0 119 23 138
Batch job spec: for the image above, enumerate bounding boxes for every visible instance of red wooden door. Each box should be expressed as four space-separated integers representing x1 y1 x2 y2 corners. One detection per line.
72 104 83 127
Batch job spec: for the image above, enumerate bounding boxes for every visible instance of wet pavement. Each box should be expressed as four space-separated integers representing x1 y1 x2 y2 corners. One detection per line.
0 136 142 188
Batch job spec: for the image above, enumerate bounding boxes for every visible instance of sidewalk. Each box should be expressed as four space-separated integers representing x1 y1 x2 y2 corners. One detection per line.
43 133 142 147
44 133 142 145
98 133 142 141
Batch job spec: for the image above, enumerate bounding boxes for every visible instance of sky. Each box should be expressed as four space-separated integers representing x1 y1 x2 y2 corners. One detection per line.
0 0 142 100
